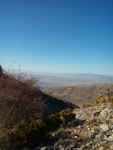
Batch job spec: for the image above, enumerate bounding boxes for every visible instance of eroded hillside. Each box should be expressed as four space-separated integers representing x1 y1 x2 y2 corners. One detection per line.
43 84 113 107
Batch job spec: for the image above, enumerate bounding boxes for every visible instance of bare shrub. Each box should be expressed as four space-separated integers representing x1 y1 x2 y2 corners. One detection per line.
0 66 45 128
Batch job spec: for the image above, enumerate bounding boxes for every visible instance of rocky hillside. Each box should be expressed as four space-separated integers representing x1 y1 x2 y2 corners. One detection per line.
43 84 113 107
0 67 113 150
30 103 113 150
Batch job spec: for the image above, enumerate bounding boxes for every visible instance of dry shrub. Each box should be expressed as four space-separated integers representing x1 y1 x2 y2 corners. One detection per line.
0 66 45 128
95 95 112 104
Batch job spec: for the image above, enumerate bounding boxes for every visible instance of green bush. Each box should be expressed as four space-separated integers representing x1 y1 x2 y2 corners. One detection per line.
43 113 62 130
43 110 75 130
9 120 49 149
0 110 75 149
110 96 113 102
59 110 75 125
0 135 11 150
57 129 71 139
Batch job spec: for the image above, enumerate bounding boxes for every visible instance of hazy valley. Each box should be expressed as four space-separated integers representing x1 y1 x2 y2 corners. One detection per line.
37 73 113 89
35 73 113 107
36 72 113 108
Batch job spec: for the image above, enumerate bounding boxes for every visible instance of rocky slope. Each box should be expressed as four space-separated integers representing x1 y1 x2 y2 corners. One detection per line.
33 103 113 150
43 84 113 107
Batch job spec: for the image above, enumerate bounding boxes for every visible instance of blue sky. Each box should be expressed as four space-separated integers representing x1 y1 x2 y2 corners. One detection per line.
0 0 113 75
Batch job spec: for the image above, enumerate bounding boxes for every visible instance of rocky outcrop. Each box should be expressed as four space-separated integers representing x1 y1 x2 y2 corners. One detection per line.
32 103 113 150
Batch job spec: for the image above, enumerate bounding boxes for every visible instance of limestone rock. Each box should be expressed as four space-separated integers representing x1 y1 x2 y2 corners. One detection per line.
100 124 109 131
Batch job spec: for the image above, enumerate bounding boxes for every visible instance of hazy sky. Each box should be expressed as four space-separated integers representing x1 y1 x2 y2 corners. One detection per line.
0 0 113 75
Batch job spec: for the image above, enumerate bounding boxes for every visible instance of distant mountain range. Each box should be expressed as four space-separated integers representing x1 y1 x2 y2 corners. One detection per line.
35 73 113 89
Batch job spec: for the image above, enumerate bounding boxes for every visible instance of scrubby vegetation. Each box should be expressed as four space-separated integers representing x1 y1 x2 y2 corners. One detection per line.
95 94 113 104
2 65 113 150
0 66 45 128
0 110 76 149
59 110 75 125
95 95 110 104
9 120 49 149
43 113 62 130
0 66 75 129
0 66 76 149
